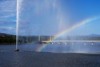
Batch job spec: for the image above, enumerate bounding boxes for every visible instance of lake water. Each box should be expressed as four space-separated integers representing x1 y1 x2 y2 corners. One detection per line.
1 43 100 67
0 42 100 53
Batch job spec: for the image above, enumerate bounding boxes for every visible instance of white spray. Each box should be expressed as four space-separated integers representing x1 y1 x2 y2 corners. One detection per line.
16 0 23 50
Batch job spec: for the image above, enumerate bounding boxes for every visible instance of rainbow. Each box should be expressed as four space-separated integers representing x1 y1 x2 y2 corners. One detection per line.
36 16 100 52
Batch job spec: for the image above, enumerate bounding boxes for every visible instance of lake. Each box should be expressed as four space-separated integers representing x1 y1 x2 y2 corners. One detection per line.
1 43 100 67
0 42 100 54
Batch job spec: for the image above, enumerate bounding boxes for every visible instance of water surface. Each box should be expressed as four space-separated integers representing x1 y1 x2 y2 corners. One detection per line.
0 42 100 53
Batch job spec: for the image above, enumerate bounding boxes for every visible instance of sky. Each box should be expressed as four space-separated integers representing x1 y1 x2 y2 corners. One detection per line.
0 0 16 34
0 0 100 36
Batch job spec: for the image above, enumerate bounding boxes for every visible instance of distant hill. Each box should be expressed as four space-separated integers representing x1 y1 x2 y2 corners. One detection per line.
90 34 100 37
0 33 16 45
0 33 100 45
0 33 15 36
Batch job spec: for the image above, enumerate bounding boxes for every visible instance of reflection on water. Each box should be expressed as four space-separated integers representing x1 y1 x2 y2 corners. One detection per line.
41 42 100 53
0 42 100 53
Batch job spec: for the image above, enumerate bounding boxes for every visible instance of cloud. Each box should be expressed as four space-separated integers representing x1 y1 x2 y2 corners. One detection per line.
0 0 16 34
0 26 15 30
0 0 16 11
0 14 15 18
0 26 16 34
0 0 16 21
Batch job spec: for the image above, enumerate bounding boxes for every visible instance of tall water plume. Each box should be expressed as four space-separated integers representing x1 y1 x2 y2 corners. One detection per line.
16 0 23 50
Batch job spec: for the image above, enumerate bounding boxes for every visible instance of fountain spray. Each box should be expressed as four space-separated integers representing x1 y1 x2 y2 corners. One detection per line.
16 0 23 51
